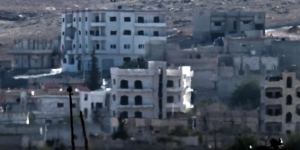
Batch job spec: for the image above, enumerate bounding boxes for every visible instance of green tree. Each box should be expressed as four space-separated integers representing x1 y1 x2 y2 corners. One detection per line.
86 50 100 90
230 80 260 110
227 136 257 150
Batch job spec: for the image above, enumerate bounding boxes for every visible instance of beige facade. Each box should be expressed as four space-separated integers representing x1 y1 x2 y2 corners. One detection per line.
260 71 300 135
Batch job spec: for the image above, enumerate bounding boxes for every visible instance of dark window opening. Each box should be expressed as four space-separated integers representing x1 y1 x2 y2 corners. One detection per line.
110 31 117 35
154 16 160 23
287 77 292 88
123 30 132 35
96 103 103 109
135 96 143 105
214 21 222 26
255 24 265 30
95 16 99 22
137 17 144 23
286 112 292 123
137 30 144 35
135 111 142 118
57 103 64 108
167 80 174 88
124 17 131 22
120 111 128 118
287 95 292 105
266 105 282 116
120 96 128 105
110 16 117 22
167 96 174 103
120 80 128 89
153 31 159 36
134 80 143 89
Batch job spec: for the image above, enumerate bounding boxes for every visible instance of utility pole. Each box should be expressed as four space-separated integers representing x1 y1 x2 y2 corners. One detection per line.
80 111 89 150
67 86 75 150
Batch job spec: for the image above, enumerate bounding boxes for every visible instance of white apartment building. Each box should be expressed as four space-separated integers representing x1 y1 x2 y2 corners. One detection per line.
79 90 110 122
260 71 300 135
110 61 194 119
60 9 167 75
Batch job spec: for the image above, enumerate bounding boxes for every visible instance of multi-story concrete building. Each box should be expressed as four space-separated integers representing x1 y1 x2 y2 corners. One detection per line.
193 9 265 43
8 39 60 70
110 61 194 119
60 9 167 75
260 71 300 135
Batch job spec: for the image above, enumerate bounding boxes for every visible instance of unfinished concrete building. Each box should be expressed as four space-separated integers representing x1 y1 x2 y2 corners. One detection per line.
193 9 265 43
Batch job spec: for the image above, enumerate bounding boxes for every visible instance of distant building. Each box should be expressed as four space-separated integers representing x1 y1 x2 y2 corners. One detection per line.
193 9 265 43
260 71 300 135
110 61 194 119
79 90 110 122
60 9 167 75
32 92 80 124
8 39 60 70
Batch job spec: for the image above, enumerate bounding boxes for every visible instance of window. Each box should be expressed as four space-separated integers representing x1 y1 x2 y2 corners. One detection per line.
95 16 99 22
265 122 282 133
243 20 251 24
214 21 222 26
110 16 117 22
91 103 94 109
265 88 283 98
138 44 144 49
62 32 65 35
286 112 292 123
265 105 282 116
120 80 128 89
62 18 65 22
79 17 81 22
137 30 144 35
135 96 143 105
134 80 143 89
120 111 128 118
123 30 132 35
134 111 142 118
110 31 117 35
287 77 292 88
110 44 117 49
153 16 160 23
84 94 88 101
96 103 103 109
167 80 174 88
96 43 100 50
137 16 144 23
84 108 88 118
153 31 159 36
69 55 75 65
72 103 76 108
124 44 130 49
120 95 128 105
167 96 174 103
57 103 64 108
85 17 88 22
112 95 116 101
166 112 173 119
287 95 292 105
124 17 131 22
296 105 300 115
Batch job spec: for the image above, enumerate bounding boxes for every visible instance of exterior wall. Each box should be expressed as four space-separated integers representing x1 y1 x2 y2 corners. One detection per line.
9 39 59 70
79 90 109 122
61 9 167 73
193 10 266 43
110 61 193 119
233 56 278 74
260 72 300 135
33 95 80 124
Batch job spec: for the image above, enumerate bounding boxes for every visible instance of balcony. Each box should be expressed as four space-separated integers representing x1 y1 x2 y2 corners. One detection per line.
116 88 153 93
166 87 182 92
91 22 106 27
91 35 106 41
135 22 166 28
118 104 153 108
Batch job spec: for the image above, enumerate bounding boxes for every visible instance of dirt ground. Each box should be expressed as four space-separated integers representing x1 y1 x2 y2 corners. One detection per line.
0 0 300 50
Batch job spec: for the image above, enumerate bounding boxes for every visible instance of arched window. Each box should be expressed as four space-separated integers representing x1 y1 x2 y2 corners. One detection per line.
120 80 128 89
120 96 128 105
286 95 292 105
286 112 292 123
134 80 143 89
134 111 142 118
135 95 143 105
120 111 128 118
287 77 292 88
